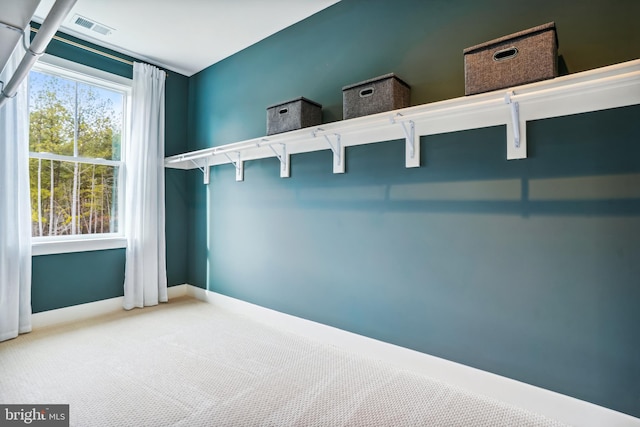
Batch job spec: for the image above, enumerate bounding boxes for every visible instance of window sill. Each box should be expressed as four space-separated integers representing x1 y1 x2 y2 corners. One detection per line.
32 236 127 256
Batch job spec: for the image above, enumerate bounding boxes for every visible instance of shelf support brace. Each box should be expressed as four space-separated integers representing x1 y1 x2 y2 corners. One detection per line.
313 131 344 174
190 159 210 185
223 152 244 181
268 143 290 178
505 91 527 160
392 114 420 168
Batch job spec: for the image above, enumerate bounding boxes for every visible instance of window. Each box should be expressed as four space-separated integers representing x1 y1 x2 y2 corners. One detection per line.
29 56 131 255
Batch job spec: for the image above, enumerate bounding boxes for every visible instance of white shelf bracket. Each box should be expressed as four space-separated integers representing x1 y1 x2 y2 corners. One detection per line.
312 129 345 174
326 133 345 174
223 151 244 181
505 91 527 160
190 159 210 185
268 143 290 178
391 114 420 168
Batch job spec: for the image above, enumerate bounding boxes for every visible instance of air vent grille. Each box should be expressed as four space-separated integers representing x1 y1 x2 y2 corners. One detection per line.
92 25 111 36
74 16 94 29
70 14 114 36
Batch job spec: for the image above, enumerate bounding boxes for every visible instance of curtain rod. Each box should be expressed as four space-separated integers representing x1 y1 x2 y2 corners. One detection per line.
30 27 134 66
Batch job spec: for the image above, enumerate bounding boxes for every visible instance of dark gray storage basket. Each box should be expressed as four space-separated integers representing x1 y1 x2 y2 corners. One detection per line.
342 73 410 120
266 97 322 135
463 22 558 95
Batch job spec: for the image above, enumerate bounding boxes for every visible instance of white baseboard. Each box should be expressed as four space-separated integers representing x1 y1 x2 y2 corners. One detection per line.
167 283 189 299
187 285 639 427
31 284 189 329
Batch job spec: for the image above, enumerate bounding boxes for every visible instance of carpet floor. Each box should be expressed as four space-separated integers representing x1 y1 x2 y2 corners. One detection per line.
0 296 569 426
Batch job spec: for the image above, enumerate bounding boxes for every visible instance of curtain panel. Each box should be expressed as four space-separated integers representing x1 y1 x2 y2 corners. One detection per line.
0 42 32 341
123 62 168 309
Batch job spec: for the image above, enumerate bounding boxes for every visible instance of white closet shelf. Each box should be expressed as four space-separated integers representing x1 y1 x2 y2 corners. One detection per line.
165 59 640 184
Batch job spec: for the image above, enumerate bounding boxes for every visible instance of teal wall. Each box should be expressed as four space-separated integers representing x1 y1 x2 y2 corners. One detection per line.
187 0 640 418
31 26 190 312
32 249 125 312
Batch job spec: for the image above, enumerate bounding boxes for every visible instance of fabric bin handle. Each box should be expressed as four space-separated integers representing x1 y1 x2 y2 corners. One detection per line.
493 47 519 61
359 87 375 98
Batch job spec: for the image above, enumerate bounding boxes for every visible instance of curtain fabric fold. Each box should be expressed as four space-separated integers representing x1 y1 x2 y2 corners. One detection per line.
0 42 32 341
123 62 167 310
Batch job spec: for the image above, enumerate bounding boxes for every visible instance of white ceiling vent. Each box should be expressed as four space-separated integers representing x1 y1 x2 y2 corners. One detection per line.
71 14 114 37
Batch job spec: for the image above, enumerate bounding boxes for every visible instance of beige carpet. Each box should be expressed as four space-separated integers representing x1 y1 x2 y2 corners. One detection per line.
0 296 569 427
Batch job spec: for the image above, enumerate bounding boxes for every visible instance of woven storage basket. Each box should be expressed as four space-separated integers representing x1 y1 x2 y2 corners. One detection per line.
267 97 322 135
342 73 410 119
463 22 558 95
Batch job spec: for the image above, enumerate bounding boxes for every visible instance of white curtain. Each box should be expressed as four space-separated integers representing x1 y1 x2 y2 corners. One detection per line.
123 62 167 310
0 43 32 341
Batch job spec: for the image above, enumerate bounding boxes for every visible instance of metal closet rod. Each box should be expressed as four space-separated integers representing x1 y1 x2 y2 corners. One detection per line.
0 0 77 108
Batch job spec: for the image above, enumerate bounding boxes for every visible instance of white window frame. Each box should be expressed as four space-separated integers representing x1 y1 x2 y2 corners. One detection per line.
30 54 132 256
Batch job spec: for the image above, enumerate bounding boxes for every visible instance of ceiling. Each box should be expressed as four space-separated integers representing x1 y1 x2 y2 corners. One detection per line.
33 0 340 76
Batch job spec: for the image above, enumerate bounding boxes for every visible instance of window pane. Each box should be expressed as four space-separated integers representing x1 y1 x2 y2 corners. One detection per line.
29 159 120 237
76 82 123 160
28 72 75 155
28 71 123 161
